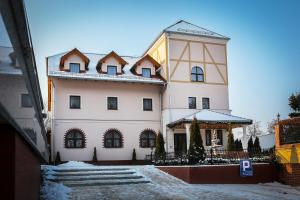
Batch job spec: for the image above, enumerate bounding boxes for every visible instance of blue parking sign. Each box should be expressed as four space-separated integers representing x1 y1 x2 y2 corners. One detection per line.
240 159 253 177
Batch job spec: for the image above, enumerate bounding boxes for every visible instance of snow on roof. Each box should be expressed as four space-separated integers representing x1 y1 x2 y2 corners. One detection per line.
164 20 229 40
47 52 165 84
168 110 252 127
0 46 22 75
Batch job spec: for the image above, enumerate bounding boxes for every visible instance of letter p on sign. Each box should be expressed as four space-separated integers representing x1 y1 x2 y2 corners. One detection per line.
240 159 253 177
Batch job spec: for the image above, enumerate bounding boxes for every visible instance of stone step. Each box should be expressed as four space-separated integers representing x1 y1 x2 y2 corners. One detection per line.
52 174 144 182
54 171 136 176
53 168 130 172
61 179 150 187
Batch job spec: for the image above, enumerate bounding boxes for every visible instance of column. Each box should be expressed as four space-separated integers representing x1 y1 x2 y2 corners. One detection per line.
185 123 191 151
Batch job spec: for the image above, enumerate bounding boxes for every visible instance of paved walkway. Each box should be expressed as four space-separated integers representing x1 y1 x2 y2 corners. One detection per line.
66 165 300 200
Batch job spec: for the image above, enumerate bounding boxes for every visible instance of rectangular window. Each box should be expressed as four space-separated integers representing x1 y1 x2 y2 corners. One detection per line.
217 130 223 145
70 63 80 73
205 130 212 146
107 97 118 110
107 65 117 75
143 98 153 111
21 94 32 107
202 97 210 109
188 97 196 109
70 96 80 109
142 68 151 78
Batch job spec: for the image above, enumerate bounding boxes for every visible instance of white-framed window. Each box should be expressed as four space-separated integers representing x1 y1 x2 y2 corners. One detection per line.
191 66 204 82
202 97 210 109
70 63 80 73
107 65 117 75
142 68 151 78
188 97 196 109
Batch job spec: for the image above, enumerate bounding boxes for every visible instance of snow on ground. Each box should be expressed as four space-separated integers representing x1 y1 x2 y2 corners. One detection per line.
40 164 72 200
41 162 300 200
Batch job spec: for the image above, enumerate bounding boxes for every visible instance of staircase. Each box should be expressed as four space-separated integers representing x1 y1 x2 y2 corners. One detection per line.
49 167 150 187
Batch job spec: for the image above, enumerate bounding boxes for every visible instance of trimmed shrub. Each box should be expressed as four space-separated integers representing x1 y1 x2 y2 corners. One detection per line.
55 151 61 165
92 147 98 162
188 118 205 164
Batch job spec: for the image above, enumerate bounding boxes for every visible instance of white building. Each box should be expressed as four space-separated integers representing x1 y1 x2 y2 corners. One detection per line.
47 20 252 162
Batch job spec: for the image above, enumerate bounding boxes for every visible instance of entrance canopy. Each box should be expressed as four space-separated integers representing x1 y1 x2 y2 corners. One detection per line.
167 110 252 129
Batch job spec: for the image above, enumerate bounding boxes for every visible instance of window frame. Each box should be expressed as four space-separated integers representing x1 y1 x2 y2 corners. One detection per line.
143 98 153 111
188 97 196 109
69 95 81 109
140 130 156 148
142 68 151 78
107 97 118 110
205 129 212 146
202 97 210 109
65 129 85 148
69 63 80 73
191 66 204 82
107 65 117 75
21 93 33 108
104 129 123 148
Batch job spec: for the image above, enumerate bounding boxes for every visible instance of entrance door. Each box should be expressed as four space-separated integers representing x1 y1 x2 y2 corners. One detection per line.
174 134 187 155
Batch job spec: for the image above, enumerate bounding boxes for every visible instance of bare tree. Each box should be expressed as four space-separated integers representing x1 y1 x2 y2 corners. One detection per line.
267 119 277 134
248 121 263 137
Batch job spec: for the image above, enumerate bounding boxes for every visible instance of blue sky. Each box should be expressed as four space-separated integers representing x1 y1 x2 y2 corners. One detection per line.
19 0 300 131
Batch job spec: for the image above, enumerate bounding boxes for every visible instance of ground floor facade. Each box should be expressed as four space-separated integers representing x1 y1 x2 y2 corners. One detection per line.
51 114 242 162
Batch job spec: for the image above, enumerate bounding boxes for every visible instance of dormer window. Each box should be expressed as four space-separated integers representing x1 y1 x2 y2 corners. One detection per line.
142 68 151 78
107 65 117 75
70 63 80 73
59 48 89 72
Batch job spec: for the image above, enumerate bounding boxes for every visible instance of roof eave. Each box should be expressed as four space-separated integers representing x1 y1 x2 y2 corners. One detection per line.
165 30 230 41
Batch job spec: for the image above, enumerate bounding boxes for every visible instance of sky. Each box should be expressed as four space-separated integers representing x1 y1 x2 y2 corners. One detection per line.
6 0 300 132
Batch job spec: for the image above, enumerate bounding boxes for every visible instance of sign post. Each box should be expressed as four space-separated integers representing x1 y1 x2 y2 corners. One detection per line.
240 159 253 177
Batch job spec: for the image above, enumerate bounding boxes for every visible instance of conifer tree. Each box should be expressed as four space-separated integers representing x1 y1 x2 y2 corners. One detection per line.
132 148 137 161
247 137 254 156
55 151 61 165
188 118 205 164
227 128 235 151
289 94 299 112
92 147 97 162
154 131 165 159
238 140 243 151
253 137 262 153
234 139 239 151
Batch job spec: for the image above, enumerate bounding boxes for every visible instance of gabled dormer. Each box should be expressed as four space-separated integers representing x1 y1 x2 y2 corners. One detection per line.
131 54 160 78
59 48 89 73
96 51 128 75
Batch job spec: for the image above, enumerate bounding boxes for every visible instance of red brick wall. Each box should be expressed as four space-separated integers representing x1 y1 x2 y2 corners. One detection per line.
15 133 41 200
158 164 278 184
279 164 300 186
0 124 42 200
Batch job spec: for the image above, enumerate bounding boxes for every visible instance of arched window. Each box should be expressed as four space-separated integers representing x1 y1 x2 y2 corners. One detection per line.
140 130 156 148
104 129 123 148
191 66 204 82
64 129 86 148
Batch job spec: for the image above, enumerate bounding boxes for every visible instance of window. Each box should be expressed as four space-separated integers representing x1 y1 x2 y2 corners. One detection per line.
21 94 32 107
202 97 210 109
217 130 223 145
107 65 117 75
70 96 80 109
70 63 80 73
107 97 118 110
140 130 156 148
188 97 196 109
191 66 204 82
143 98 152 111
65 129 85 148
142 68 151 78
205 130 212 146
104 129 122 148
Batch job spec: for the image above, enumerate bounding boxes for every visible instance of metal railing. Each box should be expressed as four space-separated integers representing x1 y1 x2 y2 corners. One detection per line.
146 148 275 165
